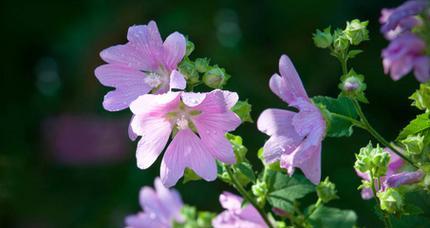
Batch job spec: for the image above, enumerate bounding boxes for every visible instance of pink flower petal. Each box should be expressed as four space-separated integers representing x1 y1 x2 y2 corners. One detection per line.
129 92 181 116
295 144 321 184
257 108 296 136
193 90 238 113
99 44 150 70
160 129 217 187
196 123 236 164
132 116 172 169
193 111 241 132
169 70 187 90
128 115 138 141
95 64 152 111
127 21 164 70
154 178 184 222
181 92 207 107
163 32 187 70
219 192 242 210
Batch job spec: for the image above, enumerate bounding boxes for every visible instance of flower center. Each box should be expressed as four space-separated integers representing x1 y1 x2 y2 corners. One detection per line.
175 114 190 130
144 72 163 88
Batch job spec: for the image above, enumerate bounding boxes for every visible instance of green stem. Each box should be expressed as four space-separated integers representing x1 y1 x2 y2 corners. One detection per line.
226 166 274 228
351 99 418 168
369 171 392 228
330 112 366 129
305 198 322 220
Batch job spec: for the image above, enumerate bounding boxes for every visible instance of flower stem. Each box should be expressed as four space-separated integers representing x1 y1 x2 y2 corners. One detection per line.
226 166 274 228
351 99 418 168
369 172 392 228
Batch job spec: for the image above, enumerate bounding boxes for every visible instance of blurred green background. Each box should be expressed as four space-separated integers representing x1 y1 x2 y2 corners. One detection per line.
1 0 425 227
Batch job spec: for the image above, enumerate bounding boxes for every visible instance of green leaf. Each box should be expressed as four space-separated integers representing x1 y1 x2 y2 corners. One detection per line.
232 100 254 123
235 162 256 183
309 206 357 228
266 171 315 212
396 113 430 141
410 83 430 110
313 96 358 137
347 49 363 59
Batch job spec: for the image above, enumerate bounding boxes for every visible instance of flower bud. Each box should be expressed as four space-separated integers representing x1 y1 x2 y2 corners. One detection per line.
339 69 368 103
316 177 339 203
179 59 199 85
344 19 369 45
186 40 195 57
377 188 404 214
333 29 349 52
194 58 210 73
401 134 424 155
313 27 333 49
354 143 390 177
202 66 230 89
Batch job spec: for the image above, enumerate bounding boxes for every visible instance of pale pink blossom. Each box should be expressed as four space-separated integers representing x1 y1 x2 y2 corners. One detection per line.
257 55 326 184
130 90 241 187
95 21 187 111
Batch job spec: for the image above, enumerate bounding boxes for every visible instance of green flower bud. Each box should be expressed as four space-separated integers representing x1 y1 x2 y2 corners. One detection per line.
202 66 230 89
354 142 390 177
401 134 424 155
194 57 210 73
185 40 195 57
339 69 368 103
344 19 369 45
313 27 333 49
231 100 253 123
316 177 339 203
333 29 349 52
179 59 199 85
377 188 404 214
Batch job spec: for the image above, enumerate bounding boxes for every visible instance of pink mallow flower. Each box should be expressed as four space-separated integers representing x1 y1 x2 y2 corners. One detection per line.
129 90 241 187
212 192 268 228
257 55 326 184
95 21 187 112
379 8 421 40
380 0 427 36
382 33 430 82
355 149 423 200
125 177 184 228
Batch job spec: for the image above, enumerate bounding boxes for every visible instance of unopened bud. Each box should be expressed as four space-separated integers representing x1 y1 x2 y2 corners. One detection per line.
344 19 369 45
313 27 333 49
194 58 210 73
354 143 390 177
202 66 230 89
377 188 403 214
316 177 339 203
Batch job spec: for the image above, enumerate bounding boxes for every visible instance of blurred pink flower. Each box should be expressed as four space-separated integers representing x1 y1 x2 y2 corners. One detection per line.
129 90 241 187
212 192 268 228
380 0 427 36
42 114 129 166
95 21 187 112
382 33 429 82
125 177 184 228
257 55 326 184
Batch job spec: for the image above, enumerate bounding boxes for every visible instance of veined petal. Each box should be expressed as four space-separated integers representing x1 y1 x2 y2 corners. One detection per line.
169 70 186 90
139 187 166 217
125 212 167 228
95 64 152 111
128 115 138 141
132 116 172 169
257 108 296 136
196 123 236 164
263 134 302 164
99 44 150 70
163 32 187 70
127 21 164 70
193 90 238 113
181 92 207 107
130 92 181 116
270 55 308 103
295 144 322 184
161 129 217 187
414 56 430 82
193 111 241 132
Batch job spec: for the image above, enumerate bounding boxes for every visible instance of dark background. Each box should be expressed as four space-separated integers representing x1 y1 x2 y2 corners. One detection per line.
0 0 421 227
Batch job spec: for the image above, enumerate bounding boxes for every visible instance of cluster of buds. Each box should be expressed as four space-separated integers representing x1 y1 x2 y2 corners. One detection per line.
313 19 369 53
179 43 231 89
354 143 390 177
